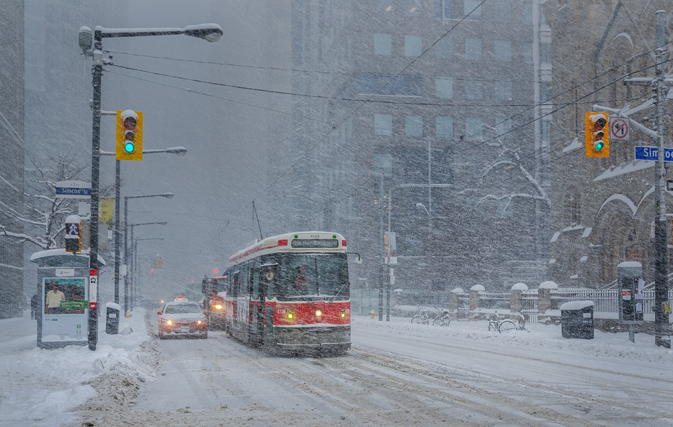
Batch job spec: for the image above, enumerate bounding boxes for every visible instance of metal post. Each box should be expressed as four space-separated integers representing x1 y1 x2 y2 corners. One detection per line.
654 10 671 348
114 160 120 304
130 225 134 309
387 188 392 322
87 32 103 351
378 174 384 321
124 197 129 314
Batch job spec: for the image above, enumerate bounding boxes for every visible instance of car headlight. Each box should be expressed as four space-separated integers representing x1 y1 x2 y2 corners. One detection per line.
214 304 222 310
197 320 202 324
166 319 172 326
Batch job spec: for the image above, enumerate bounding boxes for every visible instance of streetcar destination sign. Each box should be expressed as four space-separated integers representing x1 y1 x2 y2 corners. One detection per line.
634 146 673 161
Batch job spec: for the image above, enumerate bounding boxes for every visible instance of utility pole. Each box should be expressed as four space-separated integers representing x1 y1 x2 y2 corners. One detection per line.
378 174 384 321
653 10 670 348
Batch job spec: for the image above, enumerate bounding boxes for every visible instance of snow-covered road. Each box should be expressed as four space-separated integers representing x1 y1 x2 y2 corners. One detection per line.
3 310 672 426
77 315 673 426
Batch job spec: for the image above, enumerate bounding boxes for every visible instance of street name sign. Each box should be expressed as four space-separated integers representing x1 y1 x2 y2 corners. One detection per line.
55 181 91 199
634 146 673 161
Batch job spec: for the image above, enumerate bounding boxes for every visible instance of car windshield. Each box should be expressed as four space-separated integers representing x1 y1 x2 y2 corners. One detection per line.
276 253 349 300
164 303 202 314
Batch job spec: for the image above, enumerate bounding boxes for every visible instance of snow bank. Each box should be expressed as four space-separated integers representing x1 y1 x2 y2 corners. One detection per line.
0 308 154 426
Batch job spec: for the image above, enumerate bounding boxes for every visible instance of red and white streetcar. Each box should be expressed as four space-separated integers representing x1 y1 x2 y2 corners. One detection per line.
224 231 353 355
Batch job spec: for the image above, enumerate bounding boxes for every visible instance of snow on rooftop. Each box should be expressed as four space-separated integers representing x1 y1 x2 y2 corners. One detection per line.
582 227 592 238
594 159 653 182
470 284 485 292
618 261 642 268
561 137 582 153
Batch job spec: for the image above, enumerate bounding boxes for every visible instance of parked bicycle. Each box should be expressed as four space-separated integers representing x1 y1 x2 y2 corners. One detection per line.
432 308 451 327
411 305 429 325
487 311 520 333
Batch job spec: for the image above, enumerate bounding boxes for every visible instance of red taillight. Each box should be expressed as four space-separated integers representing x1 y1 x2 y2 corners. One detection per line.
278 239 288 246
342 240 347 247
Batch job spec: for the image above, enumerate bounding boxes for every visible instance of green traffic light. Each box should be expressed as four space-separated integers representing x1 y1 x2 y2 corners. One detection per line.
595 141 604 151
124 142 135 153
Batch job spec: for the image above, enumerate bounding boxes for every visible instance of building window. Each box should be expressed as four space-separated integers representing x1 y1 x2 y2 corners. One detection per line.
523 43 533 63
405 0 422 16
376 0 393 14
435 76 453 98
405 35 422 57
540 42 551 63
357 74 423 96
540 82 552 102
494 1 511 22
375 114 393 136
496 118 512 139
436 116 453 138
374 153 393 177
541 120 551 141
435 37 452 59
374 34 392 55
434 0 451 19
465 38 482 60
464 0 482 18
494 40 512 62
522 2 532 24
405 115 423 137
465 79 483 100
495 80 512 101
466 116 483 140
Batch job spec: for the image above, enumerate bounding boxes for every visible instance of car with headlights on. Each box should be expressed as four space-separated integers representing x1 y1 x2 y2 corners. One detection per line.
157 301 208 339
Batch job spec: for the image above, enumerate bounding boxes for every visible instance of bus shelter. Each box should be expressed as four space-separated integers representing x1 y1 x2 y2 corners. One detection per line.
30 249 105 349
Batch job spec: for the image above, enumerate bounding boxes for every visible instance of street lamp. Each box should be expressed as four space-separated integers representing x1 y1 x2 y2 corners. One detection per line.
132 237 165 309
124 194 173 314
111 149 185 311
79 22 221 351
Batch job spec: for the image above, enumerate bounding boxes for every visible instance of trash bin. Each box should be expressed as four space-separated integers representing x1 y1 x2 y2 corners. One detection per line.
560 300 594 339
105 302 121 335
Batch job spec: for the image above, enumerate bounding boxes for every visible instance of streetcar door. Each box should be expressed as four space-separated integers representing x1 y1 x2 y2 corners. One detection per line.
260 262 278 346
249 261 262 345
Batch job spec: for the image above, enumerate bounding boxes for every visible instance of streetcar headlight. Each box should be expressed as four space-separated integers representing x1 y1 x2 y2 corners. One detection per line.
214 304 222 310
315 309 323 317
287 310 294 320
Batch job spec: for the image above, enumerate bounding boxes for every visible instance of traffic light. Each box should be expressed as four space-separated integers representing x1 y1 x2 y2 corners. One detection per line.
65 215 81 253
116 110 143 161
585 112 609 158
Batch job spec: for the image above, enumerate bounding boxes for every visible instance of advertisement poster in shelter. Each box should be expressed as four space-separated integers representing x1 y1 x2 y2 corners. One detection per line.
42 277 88 342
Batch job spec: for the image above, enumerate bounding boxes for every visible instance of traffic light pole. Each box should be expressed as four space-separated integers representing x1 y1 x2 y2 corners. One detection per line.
653 11 671 348
87 35 104 351
114 160 121 306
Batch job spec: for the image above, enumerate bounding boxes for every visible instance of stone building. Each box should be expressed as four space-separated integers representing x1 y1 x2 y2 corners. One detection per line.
545 0 673 288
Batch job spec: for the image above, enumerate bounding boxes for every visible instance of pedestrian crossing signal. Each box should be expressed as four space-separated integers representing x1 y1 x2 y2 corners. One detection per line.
585 112 609 158
65 219 81 252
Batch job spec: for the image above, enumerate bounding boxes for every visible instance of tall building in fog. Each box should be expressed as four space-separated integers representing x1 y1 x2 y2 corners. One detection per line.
0 0 25 318
289 0 550 291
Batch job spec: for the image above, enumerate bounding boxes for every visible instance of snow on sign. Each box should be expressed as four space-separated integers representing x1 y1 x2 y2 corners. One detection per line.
634 146 673 161
55 180 91 199
610 117 630 141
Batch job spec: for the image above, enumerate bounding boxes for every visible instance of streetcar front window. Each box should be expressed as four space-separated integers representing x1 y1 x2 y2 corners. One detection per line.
213 278 227 293
278 253 349 300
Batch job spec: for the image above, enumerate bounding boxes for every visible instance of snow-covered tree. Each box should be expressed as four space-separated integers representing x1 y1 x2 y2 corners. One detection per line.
0 154 88 250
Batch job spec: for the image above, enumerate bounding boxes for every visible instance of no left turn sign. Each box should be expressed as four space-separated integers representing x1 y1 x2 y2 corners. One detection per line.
610 118 630 141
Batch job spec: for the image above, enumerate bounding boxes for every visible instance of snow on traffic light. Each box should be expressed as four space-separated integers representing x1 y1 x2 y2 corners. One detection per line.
585 112 609 158
116 110 143 161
